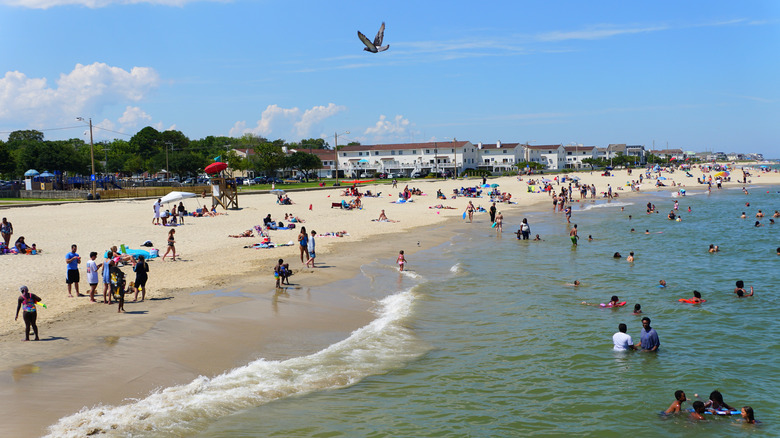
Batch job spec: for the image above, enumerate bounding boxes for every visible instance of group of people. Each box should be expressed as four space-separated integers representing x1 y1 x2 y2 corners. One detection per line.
153 199 188 225
611 317 660 352
664 390 758 423
1 217 40 255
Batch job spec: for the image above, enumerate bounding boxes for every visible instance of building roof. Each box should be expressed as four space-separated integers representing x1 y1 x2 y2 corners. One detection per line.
337 141 471 152
526 144 562 150
563 145 595 152
476 142 520 149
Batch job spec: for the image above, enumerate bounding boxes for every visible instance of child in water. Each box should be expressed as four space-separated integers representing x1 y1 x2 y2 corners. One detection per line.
632 304 642 315
664 390 687 414
741 406 759 424
397 250 407 271
734 280 754 297
690 401 707 421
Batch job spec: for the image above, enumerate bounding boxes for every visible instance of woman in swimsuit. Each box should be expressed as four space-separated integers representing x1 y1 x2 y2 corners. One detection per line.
15 286 41 341
1 217 12 248
298 226 309 263
162 229 176 261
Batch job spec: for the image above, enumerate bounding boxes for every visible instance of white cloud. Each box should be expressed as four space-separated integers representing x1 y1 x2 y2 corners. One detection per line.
0 62 160 127
118 106 152 125
0 0 221 9
536 25 668 42
364 115 411 139
231 103 345 139
294 103 346 136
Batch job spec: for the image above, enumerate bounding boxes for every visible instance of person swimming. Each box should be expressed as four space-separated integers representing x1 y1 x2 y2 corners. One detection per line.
741 406 759 424
702 390 735 413
664 390 687 414
613 252 622 258
690 401 706 421
658 279 666 288
632 303 642 315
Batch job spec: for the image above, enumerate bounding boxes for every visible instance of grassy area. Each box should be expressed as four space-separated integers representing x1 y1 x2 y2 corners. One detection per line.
0 198 79 204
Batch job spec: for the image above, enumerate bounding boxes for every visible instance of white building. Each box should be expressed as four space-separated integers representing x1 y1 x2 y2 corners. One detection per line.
475 141 524 173
523 144 566 170
335 141 477 177
562 145 597 169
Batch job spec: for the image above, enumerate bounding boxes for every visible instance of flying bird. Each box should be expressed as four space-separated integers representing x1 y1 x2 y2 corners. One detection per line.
358 22 389 53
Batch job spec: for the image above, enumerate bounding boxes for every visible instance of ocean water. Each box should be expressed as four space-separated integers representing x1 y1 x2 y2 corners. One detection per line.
48 185 779 437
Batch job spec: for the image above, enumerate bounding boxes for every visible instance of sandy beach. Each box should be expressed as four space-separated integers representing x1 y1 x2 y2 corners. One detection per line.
2 164 778 348
1 164 778 436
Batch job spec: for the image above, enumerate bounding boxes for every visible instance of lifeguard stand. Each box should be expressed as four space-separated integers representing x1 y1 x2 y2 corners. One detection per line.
210 176 239 209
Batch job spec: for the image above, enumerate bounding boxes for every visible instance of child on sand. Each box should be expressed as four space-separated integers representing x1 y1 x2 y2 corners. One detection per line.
86 252 100 302
305 230 316 268
397 250 407 271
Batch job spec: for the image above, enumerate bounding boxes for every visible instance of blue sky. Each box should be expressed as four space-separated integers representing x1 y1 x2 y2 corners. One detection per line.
1 0 778 157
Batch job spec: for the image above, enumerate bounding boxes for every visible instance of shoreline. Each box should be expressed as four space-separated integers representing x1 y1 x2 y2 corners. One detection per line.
1 166 777 436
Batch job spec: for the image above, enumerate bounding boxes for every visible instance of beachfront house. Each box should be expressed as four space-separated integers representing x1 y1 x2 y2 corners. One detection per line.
563 145 596 169
334 141 478 178
475 141 524 173
523 144 565 170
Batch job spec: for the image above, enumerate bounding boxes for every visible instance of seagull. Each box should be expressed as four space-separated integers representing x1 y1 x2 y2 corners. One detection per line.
358 22 389 53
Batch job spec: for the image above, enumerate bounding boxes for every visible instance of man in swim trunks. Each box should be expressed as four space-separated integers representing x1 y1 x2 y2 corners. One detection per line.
489 202 496 223
612 323 635 351
66 244 82 297
569 224 578 245
636 317 660 351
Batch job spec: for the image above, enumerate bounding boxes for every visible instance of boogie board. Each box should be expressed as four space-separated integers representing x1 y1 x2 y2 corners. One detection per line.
463 212 467 219
678 298 706 304
600 301 627 308
491 222 497 228
689 408 740 416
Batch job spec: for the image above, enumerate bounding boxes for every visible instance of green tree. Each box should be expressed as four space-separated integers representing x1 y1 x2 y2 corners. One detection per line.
8 130 44 143
129 126 162 162
249 143 286 177
0 140 14 175
285 152 322 181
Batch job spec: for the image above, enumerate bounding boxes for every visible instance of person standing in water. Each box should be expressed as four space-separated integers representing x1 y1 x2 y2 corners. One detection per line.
15 286 41 341
397 250 407 271
569 224 579 245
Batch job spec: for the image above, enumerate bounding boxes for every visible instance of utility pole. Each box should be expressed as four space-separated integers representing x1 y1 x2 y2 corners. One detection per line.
77 117 96 198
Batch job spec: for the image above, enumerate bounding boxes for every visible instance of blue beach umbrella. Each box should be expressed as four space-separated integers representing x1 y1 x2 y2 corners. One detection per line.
24 169 39 177
40 171 55 177
658 177 667 180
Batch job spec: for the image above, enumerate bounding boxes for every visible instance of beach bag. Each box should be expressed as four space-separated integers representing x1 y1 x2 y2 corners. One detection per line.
141 240 153 247
150 248 159 257
288 223 295 229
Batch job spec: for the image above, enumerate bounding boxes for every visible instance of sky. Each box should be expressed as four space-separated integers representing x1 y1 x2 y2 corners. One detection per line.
1 0 778 157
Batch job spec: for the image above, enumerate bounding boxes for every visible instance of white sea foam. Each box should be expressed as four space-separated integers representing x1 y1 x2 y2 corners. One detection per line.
400 269 422 279
45 290 426 438
579 201 634 211
449 263 464 275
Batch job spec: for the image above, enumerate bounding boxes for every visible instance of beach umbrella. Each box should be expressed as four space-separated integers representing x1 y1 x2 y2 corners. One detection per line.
571 176 581 181
358 159 369 163
541 178 552 183
204 162 228 174
39 171 55 177
24 169 39 177
658 177 667 180
490 183 499 188
160 191 197 204
715 171 729 177
270 189 286 196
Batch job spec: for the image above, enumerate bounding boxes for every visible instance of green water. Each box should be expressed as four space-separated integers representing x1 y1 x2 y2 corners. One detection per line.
194 186 778 437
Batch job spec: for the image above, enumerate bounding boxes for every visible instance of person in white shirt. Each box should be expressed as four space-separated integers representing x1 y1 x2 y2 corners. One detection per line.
613 323 635 351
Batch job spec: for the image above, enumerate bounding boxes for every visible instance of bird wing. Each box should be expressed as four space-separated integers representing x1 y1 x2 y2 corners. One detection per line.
358 30 377 51
376 45 389 52
373 22 385 46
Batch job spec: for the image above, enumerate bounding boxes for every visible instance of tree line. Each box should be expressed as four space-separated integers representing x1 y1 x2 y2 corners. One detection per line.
0 127 353 182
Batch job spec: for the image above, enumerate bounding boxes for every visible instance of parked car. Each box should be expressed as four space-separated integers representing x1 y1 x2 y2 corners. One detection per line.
253 176 268 184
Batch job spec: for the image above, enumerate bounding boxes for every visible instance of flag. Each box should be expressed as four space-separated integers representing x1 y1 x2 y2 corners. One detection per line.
214 155 221 162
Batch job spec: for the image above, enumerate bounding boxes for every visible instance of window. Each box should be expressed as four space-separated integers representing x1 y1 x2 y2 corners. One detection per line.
503 150 507 154
399 150 403 155
391 151 396 155
358 152 362 156
425 149 430 154
412 150 416 154
374 151 379 155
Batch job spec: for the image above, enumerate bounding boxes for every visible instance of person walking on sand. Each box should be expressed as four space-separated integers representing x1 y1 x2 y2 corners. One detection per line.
298 226 309 263
1 217 13 248
15 286 42 341
66 244 82 297
133 255 149 301
569 224 579 246
305 230 316 268
162 229 176 261
397 250 407 271
466 201 475 223
153 198 162 225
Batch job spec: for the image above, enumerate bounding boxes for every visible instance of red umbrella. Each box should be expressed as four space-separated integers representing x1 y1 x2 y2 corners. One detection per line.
205 162 228 174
